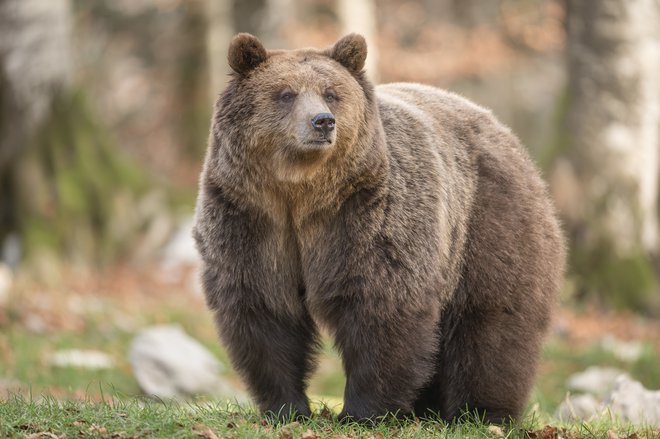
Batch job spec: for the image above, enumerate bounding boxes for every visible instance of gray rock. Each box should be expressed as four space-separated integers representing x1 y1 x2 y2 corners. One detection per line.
159 218 203 294
606 375 660 427
555 393 603 421
160 218 200 271
128 325 235 399
567 366 628 398
51 349 115 369
600 335 644 363
1 233 22 269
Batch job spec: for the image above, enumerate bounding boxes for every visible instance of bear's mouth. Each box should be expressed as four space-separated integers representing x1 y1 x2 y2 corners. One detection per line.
303 139 332 146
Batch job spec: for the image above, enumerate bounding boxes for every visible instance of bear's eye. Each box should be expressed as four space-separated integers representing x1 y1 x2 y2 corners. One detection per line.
324 91 337 103
279 91 296 103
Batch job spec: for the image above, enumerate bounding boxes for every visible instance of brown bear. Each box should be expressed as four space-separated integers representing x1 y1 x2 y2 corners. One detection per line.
193 33 565 423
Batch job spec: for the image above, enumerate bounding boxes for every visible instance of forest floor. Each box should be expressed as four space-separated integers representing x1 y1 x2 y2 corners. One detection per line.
1 265 659 438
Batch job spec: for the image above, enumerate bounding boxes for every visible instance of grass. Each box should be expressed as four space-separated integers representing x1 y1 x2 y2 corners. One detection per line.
1 396 658 438
1 271 659 437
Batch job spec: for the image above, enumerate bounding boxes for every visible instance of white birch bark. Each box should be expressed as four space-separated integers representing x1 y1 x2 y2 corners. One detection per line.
337 0 379 82
561 0 660 255
206 0 234 101
0 0 72 170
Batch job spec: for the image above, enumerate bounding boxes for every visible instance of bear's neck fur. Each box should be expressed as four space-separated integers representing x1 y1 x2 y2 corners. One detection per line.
206 71 389 226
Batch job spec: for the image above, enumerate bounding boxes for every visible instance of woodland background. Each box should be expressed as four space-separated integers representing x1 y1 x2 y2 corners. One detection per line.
1 0 660 434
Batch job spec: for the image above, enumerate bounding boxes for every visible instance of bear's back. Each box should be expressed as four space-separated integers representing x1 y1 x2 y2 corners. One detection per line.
376 82 514 163
374 82 564 311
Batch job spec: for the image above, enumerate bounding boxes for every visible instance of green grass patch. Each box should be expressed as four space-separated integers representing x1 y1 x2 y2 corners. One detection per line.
2 287 659 437
1 396 657 438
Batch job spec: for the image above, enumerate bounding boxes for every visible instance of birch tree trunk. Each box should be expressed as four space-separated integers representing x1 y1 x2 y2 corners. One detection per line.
553 0 660 309
0 0 72 174
337 0 379 82
0 0 72 260
206 0 234 101
207 0 295 100
0 0 156 268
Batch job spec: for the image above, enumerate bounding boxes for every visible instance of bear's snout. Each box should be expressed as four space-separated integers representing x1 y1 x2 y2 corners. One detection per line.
311 112 336 137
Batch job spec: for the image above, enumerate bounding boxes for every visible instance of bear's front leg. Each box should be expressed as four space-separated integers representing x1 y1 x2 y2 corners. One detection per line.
325 294 441 421
208 291 318 420
194 193 318 421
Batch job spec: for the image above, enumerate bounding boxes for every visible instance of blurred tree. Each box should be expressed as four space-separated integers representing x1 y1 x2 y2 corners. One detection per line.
206 0 234 101
232 0 291 48
208 0 294 98
338 0 379 81
0 0 72 248
0 0 153 269
552 0 660 310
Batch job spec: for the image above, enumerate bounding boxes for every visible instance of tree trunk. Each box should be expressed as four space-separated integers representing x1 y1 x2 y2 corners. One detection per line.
206 0 234 101
0 0 157 269
0 0 72 171
337 0 379 82
0 0 72 261
553 0 660 309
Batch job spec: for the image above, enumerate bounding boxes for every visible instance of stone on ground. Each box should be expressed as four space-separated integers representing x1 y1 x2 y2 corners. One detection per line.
50 349 115 369
606 375 660 427
567 366 628 398
128 325 238 400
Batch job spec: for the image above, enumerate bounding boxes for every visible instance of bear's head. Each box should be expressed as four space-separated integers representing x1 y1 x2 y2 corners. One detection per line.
214 33 373 183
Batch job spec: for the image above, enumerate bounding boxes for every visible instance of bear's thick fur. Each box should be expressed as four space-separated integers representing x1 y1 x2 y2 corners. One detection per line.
193 33 565 423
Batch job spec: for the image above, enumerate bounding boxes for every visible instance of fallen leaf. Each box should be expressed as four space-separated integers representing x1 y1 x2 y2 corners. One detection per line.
88 424 108 434
17 424 37 431
301 429 320 439
607 431 620 439
319 406 334 420
528 425 561 439
192 424 220 439
25 433 61 439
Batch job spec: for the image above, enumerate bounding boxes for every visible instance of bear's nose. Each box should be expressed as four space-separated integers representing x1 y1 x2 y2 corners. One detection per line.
311 113 336 136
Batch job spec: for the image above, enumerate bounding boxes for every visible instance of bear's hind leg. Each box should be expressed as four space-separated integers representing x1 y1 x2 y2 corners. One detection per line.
326 297 441 422
436 305 545 424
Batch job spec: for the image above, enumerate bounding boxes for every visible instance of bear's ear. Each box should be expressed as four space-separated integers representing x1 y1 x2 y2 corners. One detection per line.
228 33 268 75
328 33 367 73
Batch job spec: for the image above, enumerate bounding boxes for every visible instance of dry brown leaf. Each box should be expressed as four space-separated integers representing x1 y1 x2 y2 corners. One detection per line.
17 424 37 431
528 425 561 439
301 429 320 439
25 433 62 439
88 424 107 434
192 424 220 439
319 406 334 420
